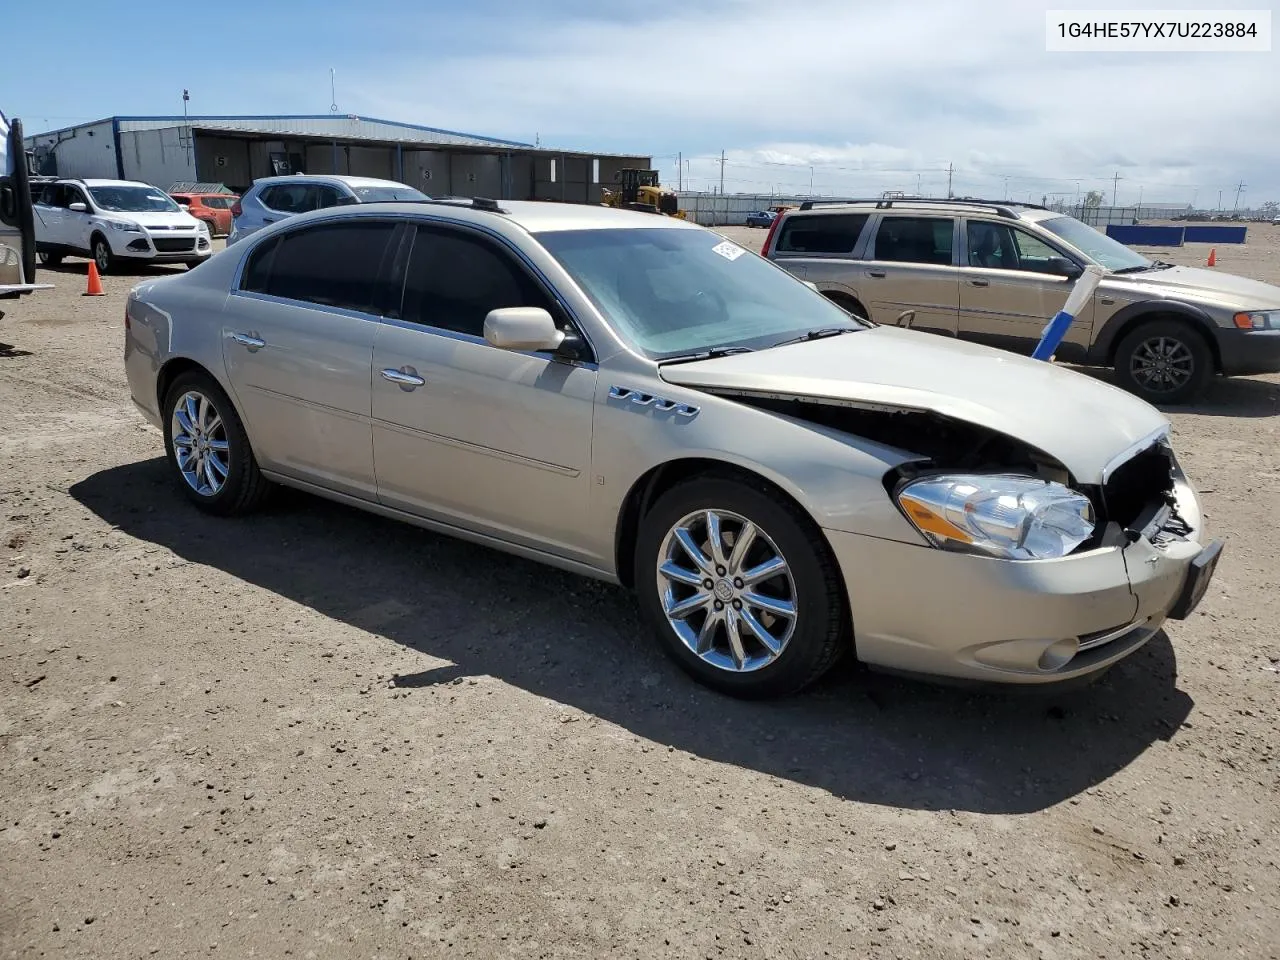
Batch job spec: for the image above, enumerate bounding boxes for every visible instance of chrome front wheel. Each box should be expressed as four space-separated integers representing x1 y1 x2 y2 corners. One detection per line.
170 390 230 497
636 475 846 699
656 509 798 673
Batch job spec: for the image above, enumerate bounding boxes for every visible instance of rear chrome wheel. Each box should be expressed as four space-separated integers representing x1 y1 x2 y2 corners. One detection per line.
170 390 231 497
656 509 797 673
636 474 847 699
162 370 271 516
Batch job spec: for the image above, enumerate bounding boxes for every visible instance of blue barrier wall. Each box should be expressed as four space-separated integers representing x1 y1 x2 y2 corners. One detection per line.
1183 225 1248 244
1104 225 1185 246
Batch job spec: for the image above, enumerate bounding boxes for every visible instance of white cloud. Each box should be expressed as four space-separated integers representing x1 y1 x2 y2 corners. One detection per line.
348 0 1279 206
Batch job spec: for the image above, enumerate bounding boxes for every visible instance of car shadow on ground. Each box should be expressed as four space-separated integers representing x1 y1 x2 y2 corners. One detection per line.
70 458 1195 816
36 259 187 279
1065 365 1280 418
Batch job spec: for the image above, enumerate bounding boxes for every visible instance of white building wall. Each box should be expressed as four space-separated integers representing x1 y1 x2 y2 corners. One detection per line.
118 128 197 187
27 120 117 179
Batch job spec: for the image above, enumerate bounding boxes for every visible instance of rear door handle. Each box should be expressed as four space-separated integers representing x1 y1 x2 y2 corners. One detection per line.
867 270 886 278
262 217 277 224
230 332 265 350
968 279 989 287
381 367 425 390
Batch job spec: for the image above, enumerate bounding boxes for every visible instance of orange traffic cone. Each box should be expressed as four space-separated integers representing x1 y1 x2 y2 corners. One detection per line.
83 260 105 296
1206 248 1216 267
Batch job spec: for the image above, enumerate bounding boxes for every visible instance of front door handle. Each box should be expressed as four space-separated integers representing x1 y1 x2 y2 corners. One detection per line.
968 279 989 287
381 367 425 390
867 270 887 278
262 217 277 224
230 332 265 350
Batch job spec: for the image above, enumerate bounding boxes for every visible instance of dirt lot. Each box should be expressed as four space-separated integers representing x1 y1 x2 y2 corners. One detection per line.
3 225 1279 960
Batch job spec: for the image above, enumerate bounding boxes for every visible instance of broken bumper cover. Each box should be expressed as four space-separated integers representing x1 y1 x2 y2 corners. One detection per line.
828 480 1218 684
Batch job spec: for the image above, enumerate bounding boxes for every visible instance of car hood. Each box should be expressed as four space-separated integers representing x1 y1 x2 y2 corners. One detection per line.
658 326 1169 484
105 211 201 229
1107 264 1280 308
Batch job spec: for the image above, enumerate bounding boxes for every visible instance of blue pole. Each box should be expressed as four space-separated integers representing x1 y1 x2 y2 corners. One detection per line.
1031 265 1104 361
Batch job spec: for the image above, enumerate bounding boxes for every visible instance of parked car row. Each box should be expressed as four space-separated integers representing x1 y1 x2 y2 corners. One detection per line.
122 194 1226 699
759 197 1280 404
32 173 432 274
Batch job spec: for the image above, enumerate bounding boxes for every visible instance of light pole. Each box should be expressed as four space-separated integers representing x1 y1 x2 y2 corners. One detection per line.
181 89 191 165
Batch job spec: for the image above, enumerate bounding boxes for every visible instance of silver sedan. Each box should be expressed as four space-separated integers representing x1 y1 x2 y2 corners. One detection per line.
123 198 1222 698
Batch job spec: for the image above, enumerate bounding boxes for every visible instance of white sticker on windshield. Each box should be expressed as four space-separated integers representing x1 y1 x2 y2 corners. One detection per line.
711 239 747 261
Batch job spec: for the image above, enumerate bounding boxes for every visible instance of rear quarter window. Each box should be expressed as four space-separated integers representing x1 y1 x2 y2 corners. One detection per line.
775 213 869 254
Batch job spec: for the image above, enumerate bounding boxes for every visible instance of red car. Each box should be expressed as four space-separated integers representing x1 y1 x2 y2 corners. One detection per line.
168 191 239 238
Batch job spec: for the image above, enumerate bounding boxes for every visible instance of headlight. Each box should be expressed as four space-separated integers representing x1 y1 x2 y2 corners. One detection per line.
109 221 142 233
1233 311 1280 330
896 474 1096 560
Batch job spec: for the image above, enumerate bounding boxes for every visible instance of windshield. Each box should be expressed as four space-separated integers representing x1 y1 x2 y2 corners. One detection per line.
89 185 181 213
352 185 429 202
1039 214 1152 271
536 227 870 359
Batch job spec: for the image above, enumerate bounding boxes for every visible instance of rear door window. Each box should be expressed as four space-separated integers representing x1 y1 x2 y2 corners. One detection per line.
246 221 398 313
872 216 955 265
774 213 869 254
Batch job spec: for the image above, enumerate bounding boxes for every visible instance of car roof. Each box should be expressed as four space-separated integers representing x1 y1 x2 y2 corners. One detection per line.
249 174 411 188
785 197 1061 223
73 178 158 188
255 197 707 234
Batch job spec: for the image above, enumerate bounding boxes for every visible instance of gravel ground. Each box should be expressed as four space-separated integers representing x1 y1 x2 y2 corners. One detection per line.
2 226 1278 960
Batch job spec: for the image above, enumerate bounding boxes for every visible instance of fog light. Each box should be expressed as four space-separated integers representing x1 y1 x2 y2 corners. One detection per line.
1039 637 1079 671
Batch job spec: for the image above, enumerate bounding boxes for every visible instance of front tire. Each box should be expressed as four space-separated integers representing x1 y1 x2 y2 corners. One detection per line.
162 370 272 516
90 234 113 275
39 250 63 266
634 474 847 698
1113 318 1213 405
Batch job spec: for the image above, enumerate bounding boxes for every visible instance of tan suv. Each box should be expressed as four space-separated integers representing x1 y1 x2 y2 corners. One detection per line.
762 198 1280 404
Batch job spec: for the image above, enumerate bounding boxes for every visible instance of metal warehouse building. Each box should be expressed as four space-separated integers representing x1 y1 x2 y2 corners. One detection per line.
25 114 651 204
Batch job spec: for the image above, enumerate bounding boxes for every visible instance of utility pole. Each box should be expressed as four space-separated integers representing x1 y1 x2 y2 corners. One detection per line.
1111 171 1121 206
719 150 725 197
1233 180 1246 212
946 162 953 198
1137 184 1143 212
809 165 814 196
916 173 922 195
181 88 191 165
677 151 682 191
1218 189 1223 211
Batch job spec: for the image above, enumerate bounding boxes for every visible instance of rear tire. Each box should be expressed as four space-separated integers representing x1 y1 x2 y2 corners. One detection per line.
162 370 272 516
1113 318 1213 405
634 474 848 699
38 250 63 266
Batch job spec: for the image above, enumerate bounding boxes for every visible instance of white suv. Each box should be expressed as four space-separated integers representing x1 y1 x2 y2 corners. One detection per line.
34 178 212 274
226 175 429 245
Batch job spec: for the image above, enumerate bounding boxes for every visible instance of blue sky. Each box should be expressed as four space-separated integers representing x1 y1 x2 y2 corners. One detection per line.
4 0 1277 207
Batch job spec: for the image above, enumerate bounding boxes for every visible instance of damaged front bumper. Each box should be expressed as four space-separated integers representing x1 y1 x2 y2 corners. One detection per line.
828 475 1222 685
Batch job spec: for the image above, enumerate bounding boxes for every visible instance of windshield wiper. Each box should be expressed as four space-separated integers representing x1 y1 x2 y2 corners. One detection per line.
772 327 859 347
1111 264 1158 274
659 346 754 365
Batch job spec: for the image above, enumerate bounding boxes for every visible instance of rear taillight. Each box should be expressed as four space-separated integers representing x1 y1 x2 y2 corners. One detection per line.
760 214 783 258
230 200 242 218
